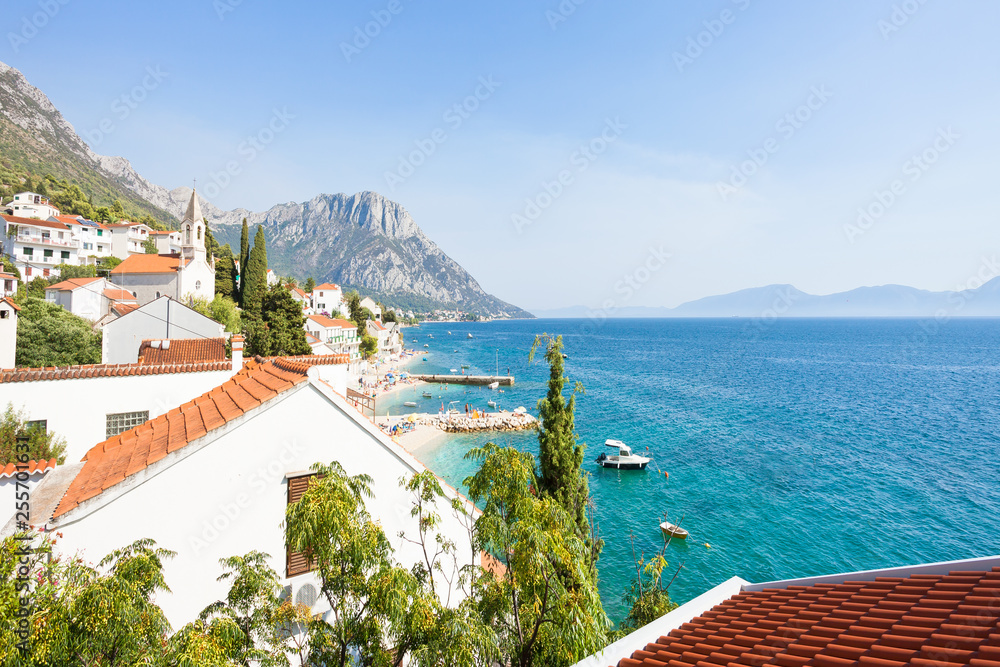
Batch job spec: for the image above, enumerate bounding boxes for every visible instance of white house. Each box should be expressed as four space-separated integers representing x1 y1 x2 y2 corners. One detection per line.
2 214 79 280
266 269 278 287
311 283 342 315
55 215 112 263
0 272 18 298
366 319 399 356
107 191 215 304
149 230 182 255
101 296 225 365
14 356 478 628
0 297 19 369
305 315 361 360
106 222 153 257
45 276 108 321
5 191 60 220
289 287 313 315
360 296 382 322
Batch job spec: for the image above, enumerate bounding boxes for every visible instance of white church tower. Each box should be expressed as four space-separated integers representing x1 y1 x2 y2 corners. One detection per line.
181 188 207 263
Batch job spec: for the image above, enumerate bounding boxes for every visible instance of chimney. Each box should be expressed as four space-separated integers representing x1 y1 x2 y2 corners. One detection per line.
231 334 244 371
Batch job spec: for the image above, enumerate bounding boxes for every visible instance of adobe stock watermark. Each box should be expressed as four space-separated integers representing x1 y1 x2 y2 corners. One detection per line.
511 117 627 234
384 76 501 192
201 107 295 200
843 126 959 244
83 66 169 148
546 0 587 30
7 0 70 53
581 245 671 333
213 0 243 21
189 439 306 554
340 0 410 63
673 0 752 73
878 0 930 40
717 85 833 201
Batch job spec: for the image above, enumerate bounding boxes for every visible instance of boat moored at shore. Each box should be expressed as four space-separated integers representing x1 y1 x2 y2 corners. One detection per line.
596 439 650 470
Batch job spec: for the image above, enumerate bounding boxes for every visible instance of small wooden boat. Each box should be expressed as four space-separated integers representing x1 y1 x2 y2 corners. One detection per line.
403 401 418 408
660 521 688 540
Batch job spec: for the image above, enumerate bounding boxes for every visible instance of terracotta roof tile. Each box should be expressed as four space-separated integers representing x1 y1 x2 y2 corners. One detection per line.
612 569 1000 667
46 277 103 291
1 214 70 231
0 458 57 478
52 359 309 519
138 338 227 365
0 360 232 383
109 253 181 275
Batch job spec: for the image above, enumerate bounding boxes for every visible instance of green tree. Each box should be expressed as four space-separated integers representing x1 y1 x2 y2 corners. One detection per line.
382 309 398 324
48 264 97 283
215 255 236 299
285 461 411 666
303 277 315 293
15 297 103 367
238 218 250 302
0 403 67 464
1 255 21 280
110 199 126 220
611 533 680 642
529 333 599 568
26 277 47 298
142 236 158 254
191 295 242 333
464 443 609 666
260 286 311 356
242 226 267 317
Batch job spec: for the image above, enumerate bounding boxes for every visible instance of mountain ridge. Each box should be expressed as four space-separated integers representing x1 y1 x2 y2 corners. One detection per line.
531 278 1000 318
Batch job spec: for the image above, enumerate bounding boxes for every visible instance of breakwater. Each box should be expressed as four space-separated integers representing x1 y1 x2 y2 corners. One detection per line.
410 374 514 386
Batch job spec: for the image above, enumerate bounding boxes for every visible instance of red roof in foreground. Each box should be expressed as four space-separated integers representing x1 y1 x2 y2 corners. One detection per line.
0 360 232 383
53 358 312 518
615 568 1000 667
103 288 137 302
0 458 57 479
138 338 227 365
111 303 139 316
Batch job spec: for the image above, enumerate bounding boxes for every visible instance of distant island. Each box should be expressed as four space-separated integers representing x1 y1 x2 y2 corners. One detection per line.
532 278 1000 319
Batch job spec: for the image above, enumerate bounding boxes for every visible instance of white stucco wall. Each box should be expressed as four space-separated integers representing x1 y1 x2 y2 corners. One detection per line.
107 271 178 306
0 469 50 516
0 367 237 463
101 297 226 365
47 281 106 321
0 303 16 370
178 259 215 303
53 382 477 628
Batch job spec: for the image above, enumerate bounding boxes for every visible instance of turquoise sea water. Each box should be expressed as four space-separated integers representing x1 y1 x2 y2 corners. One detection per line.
377 318 1000 621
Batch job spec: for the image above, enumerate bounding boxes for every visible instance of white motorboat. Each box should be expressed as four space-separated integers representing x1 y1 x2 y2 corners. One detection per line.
403 401 418 408
487 399 497 408
488 381 499 390
467 333 474 338
596 439 650 470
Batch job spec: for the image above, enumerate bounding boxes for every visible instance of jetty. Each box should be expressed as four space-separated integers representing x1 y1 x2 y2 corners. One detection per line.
410 374 514 386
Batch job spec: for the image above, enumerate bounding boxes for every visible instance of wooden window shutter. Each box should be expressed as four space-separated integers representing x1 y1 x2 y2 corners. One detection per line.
286 473 321 577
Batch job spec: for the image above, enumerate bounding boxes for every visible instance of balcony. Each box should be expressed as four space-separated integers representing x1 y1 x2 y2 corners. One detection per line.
15 234 76 248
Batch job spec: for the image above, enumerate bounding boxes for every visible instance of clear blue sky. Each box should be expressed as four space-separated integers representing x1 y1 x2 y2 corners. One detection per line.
4 0 998 311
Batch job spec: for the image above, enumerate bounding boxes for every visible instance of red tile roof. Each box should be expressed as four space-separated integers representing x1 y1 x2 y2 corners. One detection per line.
110 254 181 275
103 288 137 302
111 302 139 316
46 277 103 292
290 287 309 299
1 297 20 312
0 272 16 280
0 458 57 479
314 283 340 291
54 215 84 224
52 358 311 518
0 360 232 383
147 230 177 236
1 214 70 231
277 354 351 366
308 315 356 329
614 568 1000 667
138 338 227 365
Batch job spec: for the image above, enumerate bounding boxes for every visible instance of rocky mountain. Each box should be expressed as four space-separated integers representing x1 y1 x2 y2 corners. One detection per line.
0 61 177 226
161 188 530 318
0 60 528 317
531 279 1000 318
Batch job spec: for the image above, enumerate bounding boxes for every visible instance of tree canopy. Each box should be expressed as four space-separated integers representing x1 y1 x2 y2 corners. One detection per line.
0 403 67 465
15 297 102 367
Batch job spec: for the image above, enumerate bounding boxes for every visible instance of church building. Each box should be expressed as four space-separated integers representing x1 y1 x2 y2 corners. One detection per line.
108 190 215 305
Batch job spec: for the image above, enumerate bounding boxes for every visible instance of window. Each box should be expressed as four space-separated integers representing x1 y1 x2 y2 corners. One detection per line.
287 473 323 576
84 243 93 250
0 311 8 320
43 249 53 259
25 420 47 434
22 248 32 257
97 230 103 237
61 251 70 260
195 281 202 290
106 411 150 438
197 227 201 240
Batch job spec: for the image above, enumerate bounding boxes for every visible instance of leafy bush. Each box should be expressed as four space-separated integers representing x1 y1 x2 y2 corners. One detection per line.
15 297 102 367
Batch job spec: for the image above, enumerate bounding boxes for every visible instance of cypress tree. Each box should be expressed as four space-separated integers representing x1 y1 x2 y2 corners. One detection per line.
238 218 250 304
242 225 268 318
531 333 601 568
262 286 312 356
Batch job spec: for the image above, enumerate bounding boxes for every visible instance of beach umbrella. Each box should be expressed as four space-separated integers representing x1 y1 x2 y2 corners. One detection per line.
406 413 417 423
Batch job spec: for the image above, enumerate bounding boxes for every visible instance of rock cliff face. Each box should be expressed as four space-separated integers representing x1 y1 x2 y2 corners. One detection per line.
163 188 530 318
1 60 528 317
